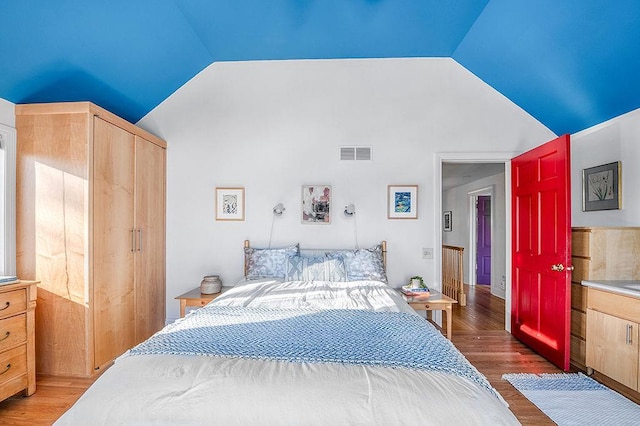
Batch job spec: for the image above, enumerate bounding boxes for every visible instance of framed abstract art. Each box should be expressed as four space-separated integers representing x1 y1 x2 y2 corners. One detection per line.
302 185 331 224
388 185 418 219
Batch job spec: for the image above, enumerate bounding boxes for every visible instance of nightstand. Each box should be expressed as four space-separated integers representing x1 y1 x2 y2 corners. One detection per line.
398 288 457 340
175 286 232 317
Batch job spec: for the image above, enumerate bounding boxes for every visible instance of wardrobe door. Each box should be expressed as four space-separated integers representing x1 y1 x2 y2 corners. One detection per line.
92 117 136 369
134 136 166 342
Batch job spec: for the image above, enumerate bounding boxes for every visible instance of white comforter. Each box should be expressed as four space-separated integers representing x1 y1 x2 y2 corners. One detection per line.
213 278 417 313
56 279 519 425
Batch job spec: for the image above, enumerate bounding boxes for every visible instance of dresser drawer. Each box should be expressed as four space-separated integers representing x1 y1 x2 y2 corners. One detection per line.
0 345 27 388
0 289 27 319
588 288 640 323
0 314 27 352
571 230 591 258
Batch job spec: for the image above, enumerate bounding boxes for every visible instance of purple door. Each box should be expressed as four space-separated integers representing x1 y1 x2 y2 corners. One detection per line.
476 196 491 285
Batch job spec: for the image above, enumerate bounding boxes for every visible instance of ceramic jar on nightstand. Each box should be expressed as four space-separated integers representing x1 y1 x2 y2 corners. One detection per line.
200 275 222 294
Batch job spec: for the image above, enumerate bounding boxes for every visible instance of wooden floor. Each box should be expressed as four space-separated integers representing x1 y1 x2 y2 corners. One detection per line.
0 284 559 425
451 285 559 425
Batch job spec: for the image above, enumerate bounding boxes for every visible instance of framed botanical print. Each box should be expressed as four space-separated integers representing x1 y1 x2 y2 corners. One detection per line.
215 187 245 221
582 161 621 211
388 185 418 219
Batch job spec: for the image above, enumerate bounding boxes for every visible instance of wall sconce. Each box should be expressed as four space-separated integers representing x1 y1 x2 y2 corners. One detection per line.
273 203 286 216
344 204 356 216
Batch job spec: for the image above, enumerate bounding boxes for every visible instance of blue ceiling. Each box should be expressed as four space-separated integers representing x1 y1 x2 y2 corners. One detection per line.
1 0 639 135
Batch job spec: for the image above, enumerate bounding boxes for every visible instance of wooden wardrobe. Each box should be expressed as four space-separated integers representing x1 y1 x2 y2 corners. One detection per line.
16 102 166 377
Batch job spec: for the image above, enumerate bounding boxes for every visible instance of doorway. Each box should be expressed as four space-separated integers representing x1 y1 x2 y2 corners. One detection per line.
442 165 506 303
467 186 506 292
437 137 573 371
437 153 515 332
476 195 491 285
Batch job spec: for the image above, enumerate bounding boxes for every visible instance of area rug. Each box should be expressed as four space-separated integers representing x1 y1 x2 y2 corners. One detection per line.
503 373 640 426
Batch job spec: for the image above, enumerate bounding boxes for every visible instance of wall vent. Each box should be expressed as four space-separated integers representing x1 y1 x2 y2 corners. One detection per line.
340 146 372 161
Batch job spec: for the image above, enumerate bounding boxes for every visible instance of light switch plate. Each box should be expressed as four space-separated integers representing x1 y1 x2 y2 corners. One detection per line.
422 248 433 259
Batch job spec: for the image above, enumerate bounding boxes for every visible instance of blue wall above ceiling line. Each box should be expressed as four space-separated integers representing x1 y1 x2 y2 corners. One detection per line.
453 0 640 135
1 0 639 133
0 1 214 123
174 0 489 61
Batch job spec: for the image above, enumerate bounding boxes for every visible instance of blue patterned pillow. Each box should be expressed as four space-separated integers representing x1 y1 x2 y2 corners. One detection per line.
328 245 387 282
245 244 299 279
285 255 347 281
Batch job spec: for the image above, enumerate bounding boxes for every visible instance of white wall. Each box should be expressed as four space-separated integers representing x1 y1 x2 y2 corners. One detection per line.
0 98 15 128
138 57 555 321
442 172 506 299
571 108 640 227
0 98 15 275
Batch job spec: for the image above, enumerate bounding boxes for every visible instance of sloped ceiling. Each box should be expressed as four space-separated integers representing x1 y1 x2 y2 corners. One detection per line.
1 0 639 135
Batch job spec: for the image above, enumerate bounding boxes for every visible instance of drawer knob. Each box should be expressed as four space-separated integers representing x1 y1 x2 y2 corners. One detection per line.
0 301 9 311
0 331 9 341
0 363 10 375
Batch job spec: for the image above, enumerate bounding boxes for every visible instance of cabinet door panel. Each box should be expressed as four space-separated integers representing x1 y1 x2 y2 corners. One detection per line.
586 309 638 390
93 117 136 369
18 112 92 376
134 137 166 342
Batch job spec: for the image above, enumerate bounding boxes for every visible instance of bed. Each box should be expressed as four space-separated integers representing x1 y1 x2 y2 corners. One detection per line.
55 242 519 425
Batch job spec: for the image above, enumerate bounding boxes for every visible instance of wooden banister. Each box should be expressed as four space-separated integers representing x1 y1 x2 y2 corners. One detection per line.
442 245 466 306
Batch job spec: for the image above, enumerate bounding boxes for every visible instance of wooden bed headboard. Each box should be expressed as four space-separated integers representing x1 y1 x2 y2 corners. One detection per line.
243 240 387 277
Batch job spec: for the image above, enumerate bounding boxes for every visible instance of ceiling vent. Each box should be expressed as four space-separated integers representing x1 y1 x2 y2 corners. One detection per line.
340 146 372 161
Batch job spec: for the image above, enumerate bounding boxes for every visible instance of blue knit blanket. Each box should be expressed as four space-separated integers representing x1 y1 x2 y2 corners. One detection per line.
127 305 494 394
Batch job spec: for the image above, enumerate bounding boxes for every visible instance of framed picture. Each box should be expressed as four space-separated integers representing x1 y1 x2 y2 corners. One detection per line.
302 185 331 224
443 211 452 231
215 187 245 221
582 161 621 211
387 185 418 219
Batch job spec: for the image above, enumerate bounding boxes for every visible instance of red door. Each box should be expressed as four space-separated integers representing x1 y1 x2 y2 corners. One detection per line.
476 196 491 285
511 134 571 371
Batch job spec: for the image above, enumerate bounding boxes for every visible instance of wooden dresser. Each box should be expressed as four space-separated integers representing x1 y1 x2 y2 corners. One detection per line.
570 227 640 370
0 281 37 402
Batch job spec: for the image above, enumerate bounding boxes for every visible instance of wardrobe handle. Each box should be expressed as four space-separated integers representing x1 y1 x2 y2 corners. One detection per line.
627 324 633 345
131 229 136 252
137 229 142 252
0 331 9 341
0 301 9 311
0 363 10 375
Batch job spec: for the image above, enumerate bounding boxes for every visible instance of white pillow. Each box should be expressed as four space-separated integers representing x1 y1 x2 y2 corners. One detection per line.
285 255 347 281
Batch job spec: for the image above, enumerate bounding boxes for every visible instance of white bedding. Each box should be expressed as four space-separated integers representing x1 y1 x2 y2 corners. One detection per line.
56 279 519 425
213 278 417 313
